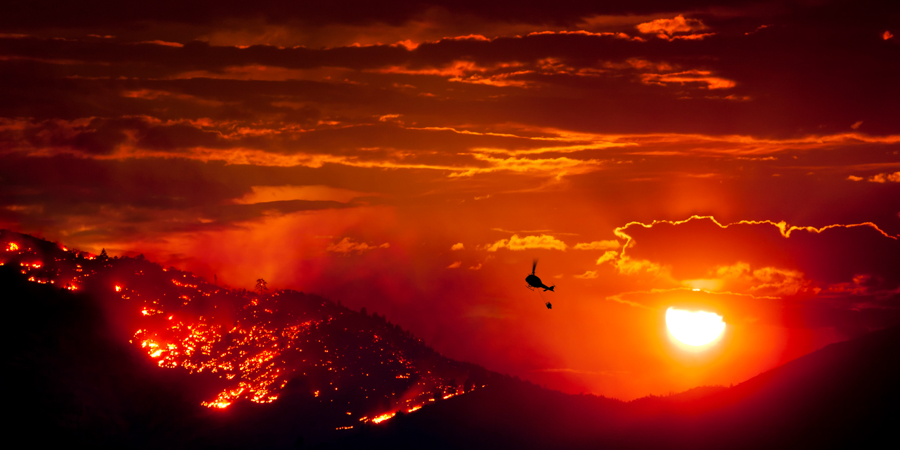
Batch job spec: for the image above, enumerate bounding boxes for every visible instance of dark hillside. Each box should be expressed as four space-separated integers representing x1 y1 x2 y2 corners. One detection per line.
337 323 900 449
4 229 898 449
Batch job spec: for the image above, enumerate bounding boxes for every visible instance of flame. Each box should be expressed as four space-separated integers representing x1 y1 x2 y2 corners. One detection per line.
3 233 478 416
371 412 396 424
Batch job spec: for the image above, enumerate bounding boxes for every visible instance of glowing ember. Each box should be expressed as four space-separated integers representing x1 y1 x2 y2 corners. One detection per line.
2 230 484 417
371 412 396 424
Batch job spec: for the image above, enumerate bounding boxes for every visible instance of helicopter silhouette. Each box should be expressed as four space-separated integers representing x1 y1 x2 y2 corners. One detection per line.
526 260 554 309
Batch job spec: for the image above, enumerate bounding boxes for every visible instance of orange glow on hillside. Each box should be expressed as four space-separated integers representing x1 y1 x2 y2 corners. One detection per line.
370 412 396 424
0 232 481 417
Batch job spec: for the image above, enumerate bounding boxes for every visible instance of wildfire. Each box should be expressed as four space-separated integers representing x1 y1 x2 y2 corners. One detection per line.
1 231 482 418
201 384 247 409
371 412 396 424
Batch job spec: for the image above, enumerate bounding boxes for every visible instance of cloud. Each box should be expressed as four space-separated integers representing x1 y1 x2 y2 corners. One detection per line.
326 237 390 254
640 70 736 90
596 250 618 264
636 15 707 36
708 262 814 296
450 242 465 250
605 215 900 301
482 234 568 252
573 240 620 250
574 270 599 279
868 171 900 183
847 171 900 183
447 261 462 268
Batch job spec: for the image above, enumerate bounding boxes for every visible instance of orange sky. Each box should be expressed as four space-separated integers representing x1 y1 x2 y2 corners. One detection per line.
1 0 898 399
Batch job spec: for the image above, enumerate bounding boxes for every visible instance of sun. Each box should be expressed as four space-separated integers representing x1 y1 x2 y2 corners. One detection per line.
666 307 726 347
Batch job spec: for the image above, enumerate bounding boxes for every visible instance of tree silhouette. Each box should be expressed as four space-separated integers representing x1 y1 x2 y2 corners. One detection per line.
255 278 268 294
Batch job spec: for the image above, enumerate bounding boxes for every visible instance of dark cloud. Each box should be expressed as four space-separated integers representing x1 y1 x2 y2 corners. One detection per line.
0 0 768 30
3 4 898 137
620 217 900 293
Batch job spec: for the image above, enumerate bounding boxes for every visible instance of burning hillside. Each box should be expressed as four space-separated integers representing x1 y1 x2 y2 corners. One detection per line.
1 230 488 428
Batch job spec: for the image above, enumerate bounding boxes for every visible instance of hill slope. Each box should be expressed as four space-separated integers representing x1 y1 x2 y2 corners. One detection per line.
337 322 900 449
4 229 898 449
2 230 499 447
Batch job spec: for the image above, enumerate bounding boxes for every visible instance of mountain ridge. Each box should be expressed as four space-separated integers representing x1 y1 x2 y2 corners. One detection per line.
4 229 898 449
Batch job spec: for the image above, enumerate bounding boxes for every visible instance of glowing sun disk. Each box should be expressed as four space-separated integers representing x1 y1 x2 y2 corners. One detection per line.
666 307 725 347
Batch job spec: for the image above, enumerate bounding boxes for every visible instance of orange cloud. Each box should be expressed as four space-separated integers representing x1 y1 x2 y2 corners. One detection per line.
450 243 465 250
867 171 900 183
326 237 390 254
641 70 736 89
636 15 707 36
371 60 531 87
596 250 618 265
709 262 813 296
573 240 620 250
451 154 602 177
482 234 568 252
613 215 896 244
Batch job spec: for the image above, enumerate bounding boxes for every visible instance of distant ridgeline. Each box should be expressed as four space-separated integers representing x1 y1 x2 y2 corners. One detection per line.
0 230 491 428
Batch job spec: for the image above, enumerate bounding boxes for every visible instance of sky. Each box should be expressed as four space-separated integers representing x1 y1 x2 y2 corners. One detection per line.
1 0 898 400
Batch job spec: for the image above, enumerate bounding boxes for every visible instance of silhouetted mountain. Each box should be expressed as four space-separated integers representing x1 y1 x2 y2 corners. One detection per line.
2 230 497 447
335 321 900 449
4 229 898 449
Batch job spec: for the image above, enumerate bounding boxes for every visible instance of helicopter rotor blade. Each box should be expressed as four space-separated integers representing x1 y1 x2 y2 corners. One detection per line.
532 259 537 275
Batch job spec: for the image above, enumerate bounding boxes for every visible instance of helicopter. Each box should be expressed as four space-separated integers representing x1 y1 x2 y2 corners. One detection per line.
526 260 554 309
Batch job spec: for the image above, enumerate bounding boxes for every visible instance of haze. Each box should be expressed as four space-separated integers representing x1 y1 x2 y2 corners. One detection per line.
1 0 898 400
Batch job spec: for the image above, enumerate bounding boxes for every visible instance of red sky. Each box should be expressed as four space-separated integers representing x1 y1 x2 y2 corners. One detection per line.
1 0 898 399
